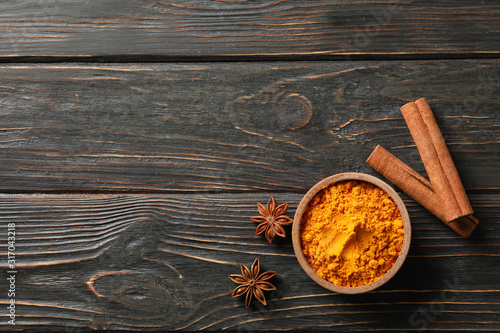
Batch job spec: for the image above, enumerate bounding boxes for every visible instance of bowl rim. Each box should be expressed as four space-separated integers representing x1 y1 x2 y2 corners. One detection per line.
292 172 411 294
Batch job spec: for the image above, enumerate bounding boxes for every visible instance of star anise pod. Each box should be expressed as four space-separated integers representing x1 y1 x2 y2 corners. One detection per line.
251 196 293 243
228 258 276 308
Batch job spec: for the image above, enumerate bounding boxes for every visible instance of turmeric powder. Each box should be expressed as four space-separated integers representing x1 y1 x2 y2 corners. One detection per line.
300 180 405 287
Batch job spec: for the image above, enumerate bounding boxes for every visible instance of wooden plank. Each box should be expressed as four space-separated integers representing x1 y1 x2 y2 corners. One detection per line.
1 0 500 58
0 193 498 331
0 61 498 193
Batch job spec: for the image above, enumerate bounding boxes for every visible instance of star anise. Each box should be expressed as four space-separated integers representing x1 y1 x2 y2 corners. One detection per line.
228 258 276 308
251 196 293 243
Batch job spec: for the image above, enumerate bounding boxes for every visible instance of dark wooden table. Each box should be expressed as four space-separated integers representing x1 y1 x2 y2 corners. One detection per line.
1 1 499 331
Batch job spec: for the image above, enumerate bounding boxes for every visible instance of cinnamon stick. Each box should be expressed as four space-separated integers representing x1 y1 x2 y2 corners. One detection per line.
366 98 478 237
414 98 473 217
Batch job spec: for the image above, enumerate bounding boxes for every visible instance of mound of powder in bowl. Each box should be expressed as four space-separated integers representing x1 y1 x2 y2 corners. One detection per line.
300 180 405 287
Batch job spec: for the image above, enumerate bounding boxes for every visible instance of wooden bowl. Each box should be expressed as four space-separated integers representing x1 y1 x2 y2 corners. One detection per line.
292 172 411 294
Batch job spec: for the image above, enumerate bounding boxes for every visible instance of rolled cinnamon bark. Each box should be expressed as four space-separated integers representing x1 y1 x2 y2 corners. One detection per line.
366 98 478 237
414 98 473 217
400 100 462 222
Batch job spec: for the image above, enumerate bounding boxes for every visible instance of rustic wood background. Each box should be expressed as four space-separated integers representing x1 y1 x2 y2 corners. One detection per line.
0 0 499 331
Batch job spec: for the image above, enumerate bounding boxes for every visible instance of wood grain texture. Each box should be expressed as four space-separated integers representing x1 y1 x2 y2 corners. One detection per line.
0 1 498 332
0 61 498 193
0 0 500 58
0 193 498 331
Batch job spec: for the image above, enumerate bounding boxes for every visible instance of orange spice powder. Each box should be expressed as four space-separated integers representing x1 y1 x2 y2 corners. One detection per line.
300 180 405 287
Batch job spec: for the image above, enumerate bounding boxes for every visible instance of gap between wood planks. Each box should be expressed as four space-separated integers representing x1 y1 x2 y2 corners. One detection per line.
0 189 497 195
1 52 500 64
